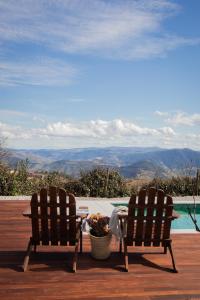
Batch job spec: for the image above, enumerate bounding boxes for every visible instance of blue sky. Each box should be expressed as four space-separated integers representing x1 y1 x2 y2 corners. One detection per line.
0 0 200 149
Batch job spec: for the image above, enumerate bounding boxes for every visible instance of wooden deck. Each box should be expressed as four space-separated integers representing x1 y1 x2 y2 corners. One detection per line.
1 200 200 300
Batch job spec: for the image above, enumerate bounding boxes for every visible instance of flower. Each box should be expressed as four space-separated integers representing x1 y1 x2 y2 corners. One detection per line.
86 213 110 237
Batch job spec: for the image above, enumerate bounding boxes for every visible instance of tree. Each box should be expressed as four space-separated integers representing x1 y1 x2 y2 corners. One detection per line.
0 137 8 163
0 137 14 195
0 163 15 195
80 167 128 197
12 159 32 195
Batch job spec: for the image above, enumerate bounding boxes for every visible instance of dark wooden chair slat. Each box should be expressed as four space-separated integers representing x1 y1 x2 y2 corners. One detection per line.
162 196 173 241
153 189 165 246
126 194 136 245
59 188 68 245
49 186 58 245
135 189 146 246
40 188 49 245
144 187 156 246
31 193 40 245
69 193 76 245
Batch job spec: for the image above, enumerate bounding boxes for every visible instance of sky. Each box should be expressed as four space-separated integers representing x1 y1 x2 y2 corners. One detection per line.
0 0 200 150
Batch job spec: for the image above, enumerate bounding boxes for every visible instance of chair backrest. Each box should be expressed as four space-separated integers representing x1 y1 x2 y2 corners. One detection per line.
126 187 173 247
30 186 77 246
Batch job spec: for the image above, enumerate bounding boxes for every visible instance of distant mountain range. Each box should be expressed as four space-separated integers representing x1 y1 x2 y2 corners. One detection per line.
4 147 200 179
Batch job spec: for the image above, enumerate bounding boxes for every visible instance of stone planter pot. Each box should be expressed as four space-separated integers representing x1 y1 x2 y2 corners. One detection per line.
89 231 112 260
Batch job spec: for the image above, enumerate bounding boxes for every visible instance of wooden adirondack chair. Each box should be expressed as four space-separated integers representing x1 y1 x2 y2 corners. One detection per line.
123 187 177 273
23 187 81 272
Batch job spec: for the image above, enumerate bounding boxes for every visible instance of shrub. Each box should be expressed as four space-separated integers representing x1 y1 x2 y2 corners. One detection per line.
80 167 128 197
0 163 15 195
142 176 198 196
0 160 69 196
39 172 66 189
12 159 33 195
64 180 90 196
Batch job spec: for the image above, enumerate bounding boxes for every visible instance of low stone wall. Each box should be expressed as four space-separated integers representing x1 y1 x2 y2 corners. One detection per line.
0 195 200 203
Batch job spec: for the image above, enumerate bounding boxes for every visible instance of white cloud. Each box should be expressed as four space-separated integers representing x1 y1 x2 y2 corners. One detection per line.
0 122 30 139
167 112 200 126
0 118 175 142
0 109 49 126
112 35 199 60
3 117 200 150
32 116 46 124
156 111 200 126
0 0 199 60
158 127 175 136
155 110 169 117
0 109 28 117
39 119 175 138
0 58 77 86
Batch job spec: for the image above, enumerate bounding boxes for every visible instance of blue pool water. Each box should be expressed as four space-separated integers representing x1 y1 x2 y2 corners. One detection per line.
112 203 200 230
172 204 200 230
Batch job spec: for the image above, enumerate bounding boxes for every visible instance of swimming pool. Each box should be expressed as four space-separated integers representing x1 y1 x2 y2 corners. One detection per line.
112 203 200 231
172 204 200 231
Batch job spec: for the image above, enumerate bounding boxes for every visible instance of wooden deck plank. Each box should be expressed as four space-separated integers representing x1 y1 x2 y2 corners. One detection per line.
0 200 200 299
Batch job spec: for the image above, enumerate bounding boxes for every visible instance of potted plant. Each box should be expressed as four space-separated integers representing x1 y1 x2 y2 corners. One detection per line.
87 213 112 259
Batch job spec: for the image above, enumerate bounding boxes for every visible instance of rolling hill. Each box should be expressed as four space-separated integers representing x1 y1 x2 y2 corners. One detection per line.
4 147 200 178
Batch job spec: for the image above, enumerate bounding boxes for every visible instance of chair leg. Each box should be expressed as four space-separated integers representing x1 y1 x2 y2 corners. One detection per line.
23 238 33 272
167 243 178 273
164 246 167 254
124 240 128 272
119 238 122 253
34 244 37 253
119 218 123 253
80 230 82 254
72 241 79 273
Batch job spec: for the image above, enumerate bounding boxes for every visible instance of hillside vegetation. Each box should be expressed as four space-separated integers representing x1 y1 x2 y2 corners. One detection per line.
1 144 200 197
5 147 200 179
0 159 199 197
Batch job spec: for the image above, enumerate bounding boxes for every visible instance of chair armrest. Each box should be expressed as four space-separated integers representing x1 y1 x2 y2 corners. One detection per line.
172 210 180 220
23 207 31 217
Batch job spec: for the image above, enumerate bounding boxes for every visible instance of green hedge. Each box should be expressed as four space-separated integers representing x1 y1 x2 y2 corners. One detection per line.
80 168 129 197
0 159 199 197
141 176 198 196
